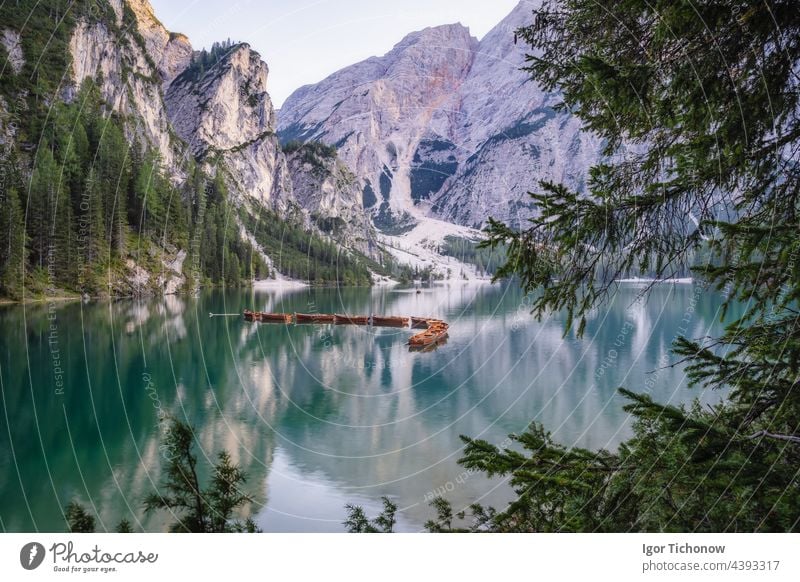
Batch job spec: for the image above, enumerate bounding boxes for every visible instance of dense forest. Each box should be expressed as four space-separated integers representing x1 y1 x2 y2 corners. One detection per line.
0 77 276 299
240 206 374 286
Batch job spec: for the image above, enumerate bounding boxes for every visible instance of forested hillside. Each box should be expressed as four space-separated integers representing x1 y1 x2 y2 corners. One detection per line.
0 76 269 299
0 0 380 301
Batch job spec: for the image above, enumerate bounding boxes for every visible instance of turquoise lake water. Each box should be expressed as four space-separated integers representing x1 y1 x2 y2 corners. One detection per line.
0 282 740 532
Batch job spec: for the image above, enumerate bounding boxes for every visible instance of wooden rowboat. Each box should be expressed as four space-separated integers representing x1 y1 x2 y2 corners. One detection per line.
295 313 335 324
371 316 410 328
334 314 369 325
260 313 293 324
409 334 449 351
411 317 431 329
408 321 449 348
244 310 292 323
408 331 449 349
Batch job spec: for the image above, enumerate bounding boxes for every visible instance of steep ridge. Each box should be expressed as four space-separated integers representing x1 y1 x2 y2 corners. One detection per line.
123 0 193 87
165 43 293 211
278 1 603 230
429 0 602 228
278 23 479 230
163 39 378 259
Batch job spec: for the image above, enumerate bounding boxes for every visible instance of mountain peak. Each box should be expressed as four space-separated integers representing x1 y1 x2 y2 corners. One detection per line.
390 22 478 55
126 0 163 29
122 0 192 86
278 0 600 229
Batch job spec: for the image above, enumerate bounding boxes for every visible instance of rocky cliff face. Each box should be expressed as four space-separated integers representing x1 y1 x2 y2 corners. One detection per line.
67 1 185 173
1 28 24 75
284 144 376 255
62 0 377 275
124 0 192 86
166 44 276 155
278 23 478 230
429 1 602 228
165 43 293 211
278 0 602 230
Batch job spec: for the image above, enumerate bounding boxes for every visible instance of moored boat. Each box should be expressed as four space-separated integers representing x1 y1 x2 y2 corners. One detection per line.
334 314 369 325
408 320 449 348
371 315 410 328
244 310 292 323
295 313 335 324
409 334 449 351
410 317 431 329
261 313 293 324
243 309 258 321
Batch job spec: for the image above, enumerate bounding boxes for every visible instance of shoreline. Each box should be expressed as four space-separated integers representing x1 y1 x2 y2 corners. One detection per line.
0 294 83 306
616 277 694 284
252 278 308 290
0 279 395 306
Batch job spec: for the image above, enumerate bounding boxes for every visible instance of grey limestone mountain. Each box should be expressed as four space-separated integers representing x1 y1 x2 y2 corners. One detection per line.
278 1 601 230
4 0 598 288
61 0 377 272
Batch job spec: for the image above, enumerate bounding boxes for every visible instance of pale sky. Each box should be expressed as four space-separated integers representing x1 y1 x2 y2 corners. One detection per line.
149 0 520 107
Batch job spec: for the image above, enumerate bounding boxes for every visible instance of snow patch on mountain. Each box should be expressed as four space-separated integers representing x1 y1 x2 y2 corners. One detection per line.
380 216 488 281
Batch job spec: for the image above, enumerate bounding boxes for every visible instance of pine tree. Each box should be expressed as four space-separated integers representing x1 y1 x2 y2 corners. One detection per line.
50 180 75 289
78 168 107 291
343 497 397 533
466 0 800 532
0 188 27 299
26 146 58 271
65 501 95 533
95 121 129 255
144 417 259 533
225 252 240 287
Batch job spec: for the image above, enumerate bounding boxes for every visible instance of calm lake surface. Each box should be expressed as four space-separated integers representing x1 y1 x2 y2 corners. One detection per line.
0 282 741 532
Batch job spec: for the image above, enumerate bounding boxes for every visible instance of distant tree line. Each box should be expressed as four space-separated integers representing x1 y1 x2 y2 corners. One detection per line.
180 38 241 82
439 235 506 277
241 207 373 286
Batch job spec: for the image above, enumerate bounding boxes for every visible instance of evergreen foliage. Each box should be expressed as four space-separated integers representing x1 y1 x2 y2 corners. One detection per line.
63 417 259 533
143 417 260 533
65 501 96 533
348 0 800 533
283 140 338 167
0 185 27 298
469 0 800 532
179 38 241 82
343 497 398 533
241 207 372 285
